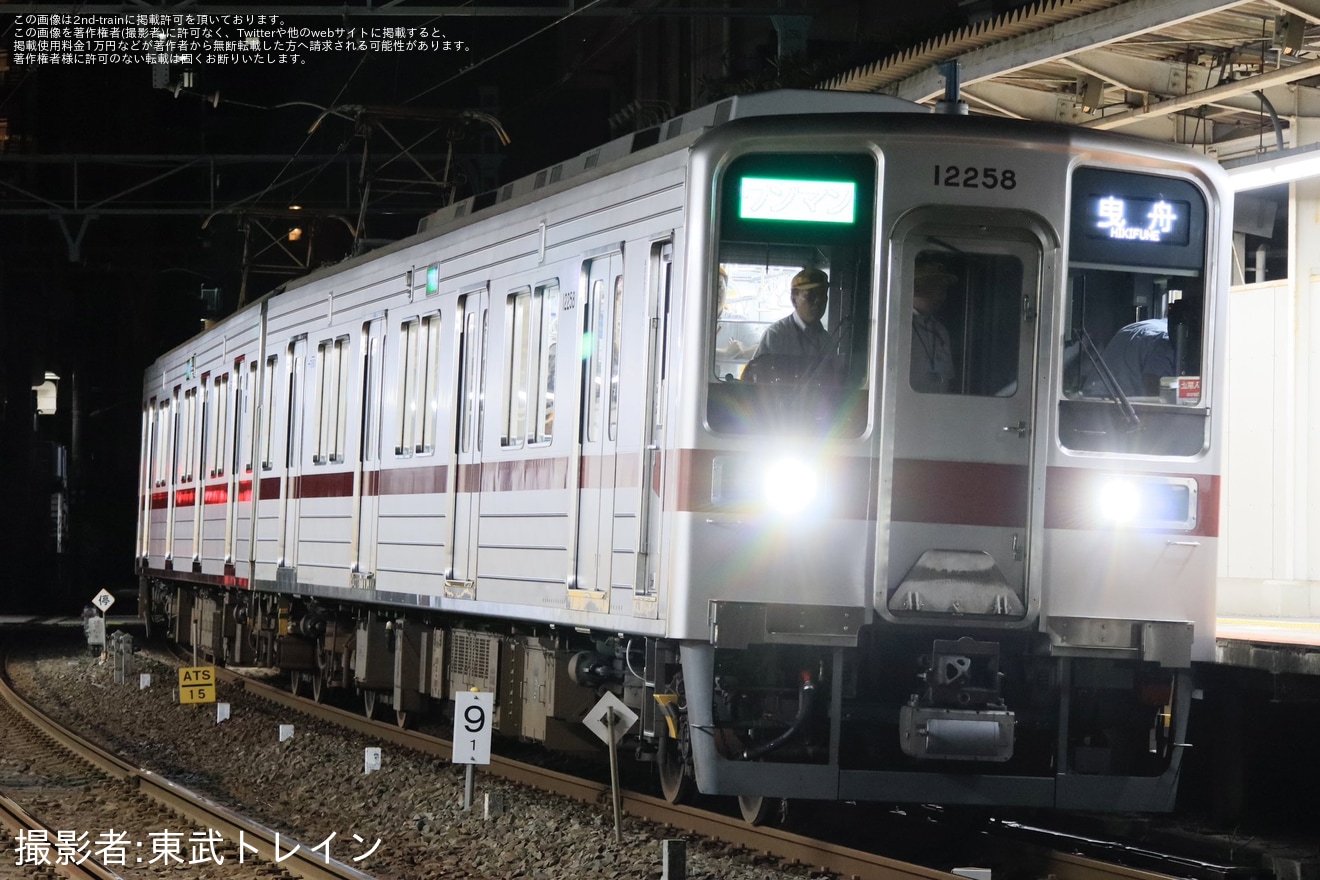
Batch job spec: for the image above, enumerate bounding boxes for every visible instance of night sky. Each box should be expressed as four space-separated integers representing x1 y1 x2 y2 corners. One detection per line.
0 2 981 612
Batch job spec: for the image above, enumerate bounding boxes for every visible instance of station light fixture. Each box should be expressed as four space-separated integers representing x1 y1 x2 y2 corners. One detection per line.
1223 144 1320 191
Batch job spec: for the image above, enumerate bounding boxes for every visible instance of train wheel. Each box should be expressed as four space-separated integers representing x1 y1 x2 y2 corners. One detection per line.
657 722 695 804
395 709 410 730
310 670 327 703
738 795 782 827
311 648 333 703
362 689 379 720
288 670 304 697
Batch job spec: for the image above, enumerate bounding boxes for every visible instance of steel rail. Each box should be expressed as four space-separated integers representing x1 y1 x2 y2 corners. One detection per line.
211 655 1197 880
0 652 377 880
0 793 126 880
231 668 961 880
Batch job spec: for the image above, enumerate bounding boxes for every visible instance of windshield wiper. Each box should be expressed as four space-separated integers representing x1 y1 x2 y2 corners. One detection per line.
1078 329 1141 432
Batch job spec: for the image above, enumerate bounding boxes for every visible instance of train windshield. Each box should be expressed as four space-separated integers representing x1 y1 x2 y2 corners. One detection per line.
1060 168 1210 456
707 153 876 437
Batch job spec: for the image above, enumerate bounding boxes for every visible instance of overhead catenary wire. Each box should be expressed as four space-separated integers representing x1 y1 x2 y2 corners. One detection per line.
404 0 612 106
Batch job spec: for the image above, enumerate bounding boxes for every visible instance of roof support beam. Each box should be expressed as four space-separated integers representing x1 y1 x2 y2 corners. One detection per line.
896 0 1253 103
1059 49 1302 117
1084 54 1320 129
960 79 1219 143
1268 0 1320 24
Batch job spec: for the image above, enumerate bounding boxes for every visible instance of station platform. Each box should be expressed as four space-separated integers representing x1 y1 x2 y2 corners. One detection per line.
1215 617 1320 676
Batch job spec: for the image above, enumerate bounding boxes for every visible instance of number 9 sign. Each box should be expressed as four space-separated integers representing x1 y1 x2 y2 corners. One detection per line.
451 691 494 765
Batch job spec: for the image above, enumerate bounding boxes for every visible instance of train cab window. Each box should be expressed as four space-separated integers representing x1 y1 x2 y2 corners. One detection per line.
1060 168 1209 456
707 153 876 437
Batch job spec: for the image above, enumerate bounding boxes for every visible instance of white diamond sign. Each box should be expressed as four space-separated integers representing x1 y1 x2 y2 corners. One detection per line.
91 589 115 613
583 692 638 746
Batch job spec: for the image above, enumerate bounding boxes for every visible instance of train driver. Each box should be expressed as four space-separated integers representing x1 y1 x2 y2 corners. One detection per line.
1082 299 1182 398
743 267 831 380
910 258 958 393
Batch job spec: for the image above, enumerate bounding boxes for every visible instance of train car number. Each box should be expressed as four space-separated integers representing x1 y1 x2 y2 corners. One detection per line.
933 165 1017 190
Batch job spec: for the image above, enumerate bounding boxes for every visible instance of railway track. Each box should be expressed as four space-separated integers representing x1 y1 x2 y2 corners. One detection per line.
0 639 376 880
3 627 1261 880
201 648 1228 880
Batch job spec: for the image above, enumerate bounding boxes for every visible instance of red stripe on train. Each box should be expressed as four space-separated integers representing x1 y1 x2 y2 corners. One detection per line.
891 459 1027 528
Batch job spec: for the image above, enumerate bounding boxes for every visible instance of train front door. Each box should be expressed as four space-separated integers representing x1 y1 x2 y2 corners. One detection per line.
887 219 1047 620
570 252 623 610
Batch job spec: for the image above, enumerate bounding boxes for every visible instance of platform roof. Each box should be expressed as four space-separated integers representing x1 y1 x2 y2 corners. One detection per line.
821 0 1320 160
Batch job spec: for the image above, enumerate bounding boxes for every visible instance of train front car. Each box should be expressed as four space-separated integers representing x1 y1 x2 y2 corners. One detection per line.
666 111 1227 821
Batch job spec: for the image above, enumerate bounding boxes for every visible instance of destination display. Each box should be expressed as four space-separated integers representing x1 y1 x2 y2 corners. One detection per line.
1083 194 1191 246
1070 167 1206 272
739 176 857 224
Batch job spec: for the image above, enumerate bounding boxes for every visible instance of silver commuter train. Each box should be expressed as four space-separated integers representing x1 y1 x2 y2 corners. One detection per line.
136 89 1227 821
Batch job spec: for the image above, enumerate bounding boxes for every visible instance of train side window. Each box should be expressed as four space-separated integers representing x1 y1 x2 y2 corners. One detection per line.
502 287 534 448
210 373 229 477
260 355 278 471
314 336 351 464
459 305 488 455
156 399 171 486
608 274 624 440
537 282 559 444
418 315 441 455
502 284 558 448
197 377 210 483
460 311 477 453
243 360 256 474
586 278 607 443
395 319 420 456
179 387 197 483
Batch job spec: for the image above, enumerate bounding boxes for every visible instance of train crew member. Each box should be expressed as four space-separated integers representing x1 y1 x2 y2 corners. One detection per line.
744 268 831 378
1084 301 1180 397
910 258 957 393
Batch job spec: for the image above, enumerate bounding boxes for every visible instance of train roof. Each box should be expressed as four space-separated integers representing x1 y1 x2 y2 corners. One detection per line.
230 89 1222 325
416 89 922 235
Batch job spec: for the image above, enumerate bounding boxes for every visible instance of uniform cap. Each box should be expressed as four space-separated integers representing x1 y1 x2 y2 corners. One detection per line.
790 268 829 291
914 260 957 286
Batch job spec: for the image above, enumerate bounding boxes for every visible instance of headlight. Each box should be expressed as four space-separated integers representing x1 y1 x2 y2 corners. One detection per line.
1096 479 1140 523
763 456 818 515
1094 477 1197 529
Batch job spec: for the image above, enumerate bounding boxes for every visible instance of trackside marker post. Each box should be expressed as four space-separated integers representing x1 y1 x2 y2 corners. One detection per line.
178 666 216 704
452 689 493 811
91 589 114 662
583 692 638 843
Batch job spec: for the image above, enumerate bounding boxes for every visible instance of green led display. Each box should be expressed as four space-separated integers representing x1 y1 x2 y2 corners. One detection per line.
426 264 440 296
739 177 856 224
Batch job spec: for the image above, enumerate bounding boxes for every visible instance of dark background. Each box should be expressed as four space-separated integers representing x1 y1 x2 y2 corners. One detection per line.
0 0 1023 612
